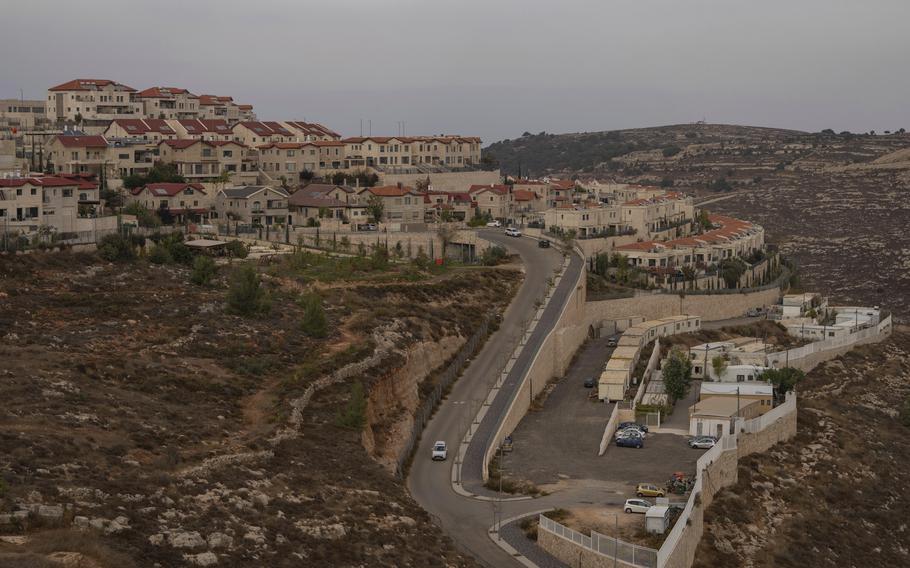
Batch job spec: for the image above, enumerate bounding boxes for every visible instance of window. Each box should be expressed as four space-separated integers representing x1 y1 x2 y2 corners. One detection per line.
62 189 72 198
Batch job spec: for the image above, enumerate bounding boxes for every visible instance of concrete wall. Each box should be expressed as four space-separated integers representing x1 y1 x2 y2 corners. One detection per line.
538 526 641 568
767 314 893 372
378 169 501 192
585 286 780 325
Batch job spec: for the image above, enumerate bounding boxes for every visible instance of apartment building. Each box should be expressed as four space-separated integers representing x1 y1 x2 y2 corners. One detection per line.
355 185 424 223
128 182 212 223
423 191 475 221
0 99 51 130
283 121 341 142
216 186 289 226
46 79 141 125
0 175 98 233
168 119 234 141
102 119 178 143
469 184 513 220
157 139 246 180
135 87 200 120
44 135 109 176
340 136 482 171
512 189 544 216
199 95 245 122
543 203 623 236
232 121 295 147
257 143 320 179
621 192 694 236
614 214 765 272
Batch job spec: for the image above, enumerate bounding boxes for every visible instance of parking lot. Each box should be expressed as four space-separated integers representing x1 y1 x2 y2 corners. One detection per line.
505 336 706 496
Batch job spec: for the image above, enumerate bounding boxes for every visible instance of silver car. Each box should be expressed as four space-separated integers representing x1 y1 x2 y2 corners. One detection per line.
624 498 652 514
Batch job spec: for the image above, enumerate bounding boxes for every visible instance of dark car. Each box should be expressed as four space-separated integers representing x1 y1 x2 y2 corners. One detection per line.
583 377 597 388
619 421 649 433
616 434 643 448
538 239 551 248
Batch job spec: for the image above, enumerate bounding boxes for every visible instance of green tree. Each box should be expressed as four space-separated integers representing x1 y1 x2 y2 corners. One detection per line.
97 233 135 262
226 240 248 259
226 265 270 316
711 355 728 380
761 367 804 401
336 381 367 429
122 162 186 190
191 255 217 286
900 398 910 428
663 348 693 403
299 293 329 338
148 244 172 264
366 195 384 224
719 257 748 289
123 202 162 228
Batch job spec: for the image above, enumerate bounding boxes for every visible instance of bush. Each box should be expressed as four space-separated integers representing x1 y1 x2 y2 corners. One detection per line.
148 244 172 264
168 242 193 265
336 381 367 429
226 265 270 316
97 234 135 262
191 256 217 286
481 245 507 266
123 202 162 228
299 293 328 338
226 240 248 259
662 145 681 157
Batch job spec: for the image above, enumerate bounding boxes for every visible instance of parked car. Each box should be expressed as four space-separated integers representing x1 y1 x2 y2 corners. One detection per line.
505 227 522 237
616 434 643 449
606 337 618 347
615 426 647 439
688 436 717 449
358 223 377 231
538 239 551 248
432 441 448 460
486 220 502 228
746 307 764 317
623 498 652 514
583 377 597 388
636 483 666 498
619 421 649 433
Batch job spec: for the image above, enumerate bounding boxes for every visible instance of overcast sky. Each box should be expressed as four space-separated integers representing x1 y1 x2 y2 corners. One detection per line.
3 0 908 143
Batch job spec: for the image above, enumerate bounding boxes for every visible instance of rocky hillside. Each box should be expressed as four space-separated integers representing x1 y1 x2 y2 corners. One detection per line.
694 327 910 567
0 250 519 567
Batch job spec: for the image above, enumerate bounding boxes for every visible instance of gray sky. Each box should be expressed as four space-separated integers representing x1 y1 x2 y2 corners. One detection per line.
3 0 908 143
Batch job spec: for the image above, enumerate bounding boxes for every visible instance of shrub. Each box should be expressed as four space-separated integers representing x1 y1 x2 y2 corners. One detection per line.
226 240 248 259
662 145 681 157
299 293 328 338
336 381 367 429
191 256 217 286
97 233 135 262
168 242 193 265
123 202 162 228
226 265 270 316
481 245 507 266
371 246 390 270
900 398 910 428
148 244 172 264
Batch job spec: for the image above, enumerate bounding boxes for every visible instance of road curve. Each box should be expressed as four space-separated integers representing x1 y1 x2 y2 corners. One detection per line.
407 231 584 566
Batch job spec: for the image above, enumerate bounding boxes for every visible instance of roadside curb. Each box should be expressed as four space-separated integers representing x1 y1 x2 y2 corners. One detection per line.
487 509 551 568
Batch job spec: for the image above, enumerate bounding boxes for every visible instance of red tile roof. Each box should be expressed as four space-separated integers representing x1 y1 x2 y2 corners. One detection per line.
177 119 232 135
160 139 244 150
108 118 175 135
49 79 136 92
136 86 195 98
0 176 96 188
512 189 539 201
53 135 108 148
365 185 416 197
469 184 510 195
132 182 206 197
235 121 292 137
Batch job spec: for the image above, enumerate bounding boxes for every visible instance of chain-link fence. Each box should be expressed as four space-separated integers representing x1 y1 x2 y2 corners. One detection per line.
539 514 658 567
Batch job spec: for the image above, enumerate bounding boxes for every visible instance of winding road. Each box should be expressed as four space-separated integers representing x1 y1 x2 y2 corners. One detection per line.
408 231 590 567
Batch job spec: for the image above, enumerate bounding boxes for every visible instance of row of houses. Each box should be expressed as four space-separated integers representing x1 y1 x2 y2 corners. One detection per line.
45 79 256 126
0 174 100 234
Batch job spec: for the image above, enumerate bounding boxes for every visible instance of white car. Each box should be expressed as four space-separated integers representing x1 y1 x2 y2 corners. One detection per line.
615 426 646 439
505 227 522 237
486 220 502 228
623 498 652 514
432 441 448 461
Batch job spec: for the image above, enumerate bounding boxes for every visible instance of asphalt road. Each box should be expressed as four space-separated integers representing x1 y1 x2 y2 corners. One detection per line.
408 231 583 566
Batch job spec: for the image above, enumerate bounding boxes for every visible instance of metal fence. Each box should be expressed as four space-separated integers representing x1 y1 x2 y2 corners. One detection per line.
539 514 658 567
394 315 493 478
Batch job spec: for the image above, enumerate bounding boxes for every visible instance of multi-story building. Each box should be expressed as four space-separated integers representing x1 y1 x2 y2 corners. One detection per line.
469 184 512 220
135 87 201 120
340 136 482 171
0 175 98 233
543 203 623 237
283 121 341 142
44 135 109 176
216 186 289 226
257 143 320 180
614 214 766 276
128 182 212 223
102 118 178 143
620 191 694 237
0 99 51 130
198 95 249 123
231 121 295 147
168 119 234 141
157 139 246 181
46 79 141 126
354 185 424 223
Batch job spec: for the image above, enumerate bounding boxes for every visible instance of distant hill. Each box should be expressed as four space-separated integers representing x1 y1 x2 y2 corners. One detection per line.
482 123 808 176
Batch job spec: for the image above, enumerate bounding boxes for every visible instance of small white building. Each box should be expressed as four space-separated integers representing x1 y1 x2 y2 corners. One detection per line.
645 506 670 534
688 396 762 438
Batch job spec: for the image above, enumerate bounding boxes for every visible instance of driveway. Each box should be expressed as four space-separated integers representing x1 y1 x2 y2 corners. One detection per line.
505 336 616 488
